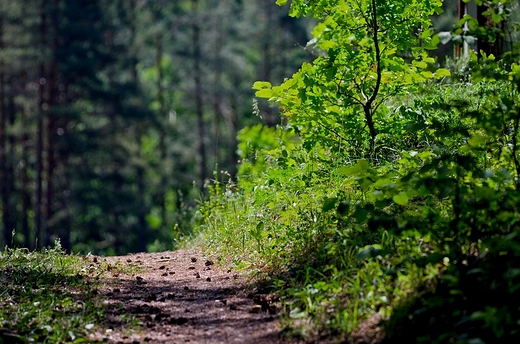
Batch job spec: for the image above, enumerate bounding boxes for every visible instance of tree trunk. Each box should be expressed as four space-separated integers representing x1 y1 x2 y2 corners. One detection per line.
212 7 223 173
6 81 16 244
60 158 71 252
155 31 168 230
130 0 148 252
0 15 10 247
192 0 207 191
44 0 60 247
21 104 32 249
35 0 47 249
365 0 381 153
137 132 147 252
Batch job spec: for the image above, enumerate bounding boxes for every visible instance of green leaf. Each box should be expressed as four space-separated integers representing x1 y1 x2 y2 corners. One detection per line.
276 0 288 5
413 61 427 69
420 28 434 39
467 18 479 31
337 159 370 176
468 134 487 146
393 193 409 205
491 12 501 24
373 179 393 188
252 81 272 90
421 71 434 79
435 68 451 78
428 35 441 49
255 89 273 99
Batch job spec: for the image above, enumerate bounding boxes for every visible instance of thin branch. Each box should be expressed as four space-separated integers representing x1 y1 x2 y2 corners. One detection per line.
367 0 382 106
352 77 368 103
315 120 353 144
296 42 321 58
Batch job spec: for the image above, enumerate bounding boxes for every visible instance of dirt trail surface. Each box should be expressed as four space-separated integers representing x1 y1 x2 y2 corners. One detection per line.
88 250 285 344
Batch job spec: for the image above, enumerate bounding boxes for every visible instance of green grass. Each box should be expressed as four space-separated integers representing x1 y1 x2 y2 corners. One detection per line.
0 241 130 344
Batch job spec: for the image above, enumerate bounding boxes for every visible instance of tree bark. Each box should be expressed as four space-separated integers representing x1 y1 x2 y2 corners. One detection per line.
0 15 11 247
21 103 32 249
7 81 16 244
136 132 147 252
44 0 60 247
36 0 48 249
364 0 381 153
155 31 168 230
192 0 207 191
212 6 223 173
130 0 148 252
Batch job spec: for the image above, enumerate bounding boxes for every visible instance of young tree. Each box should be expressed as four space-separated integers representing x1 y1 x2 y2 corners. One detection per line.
255 0 446 157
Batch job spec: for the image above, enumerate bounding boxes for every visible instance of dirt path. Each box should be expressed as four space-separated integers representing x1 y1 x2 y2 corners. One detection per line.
87 250 286 344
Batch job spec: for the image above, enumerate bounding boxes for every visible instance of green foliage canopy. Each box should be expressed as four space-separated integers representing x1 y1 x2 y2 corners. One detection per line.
256 0 448 155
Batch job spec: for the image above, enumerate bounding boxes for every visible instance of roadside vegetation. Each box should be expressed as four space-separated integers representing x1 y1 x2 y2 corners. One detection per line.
197 0 520 342
0 241 141 343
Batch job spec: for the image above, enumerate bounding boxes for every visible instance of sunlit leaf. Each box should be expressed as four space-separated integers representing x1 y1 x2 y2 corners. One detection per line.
393 193 409 205
468 134 487 146
337 160 370 176
252 81 272 90
435 68 451 78
255 89 273 98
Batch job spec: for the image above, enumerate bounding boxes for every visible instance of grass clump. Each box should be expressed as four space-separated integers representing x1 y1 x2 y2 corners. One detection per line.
0 241 111 343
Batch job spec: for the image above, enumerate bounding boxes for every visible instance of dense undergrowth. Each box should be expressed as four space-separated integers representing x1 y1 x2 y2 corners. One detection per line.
197 0 520 342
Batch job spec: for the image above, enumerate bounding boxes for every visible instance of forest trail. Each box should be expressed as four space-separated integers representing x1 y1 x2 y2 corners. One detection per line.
87 250 286 344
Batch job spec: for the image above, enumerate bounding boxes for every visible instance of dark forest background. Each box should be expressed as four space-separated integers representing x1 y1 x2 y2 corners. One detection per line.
0 0 460 255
